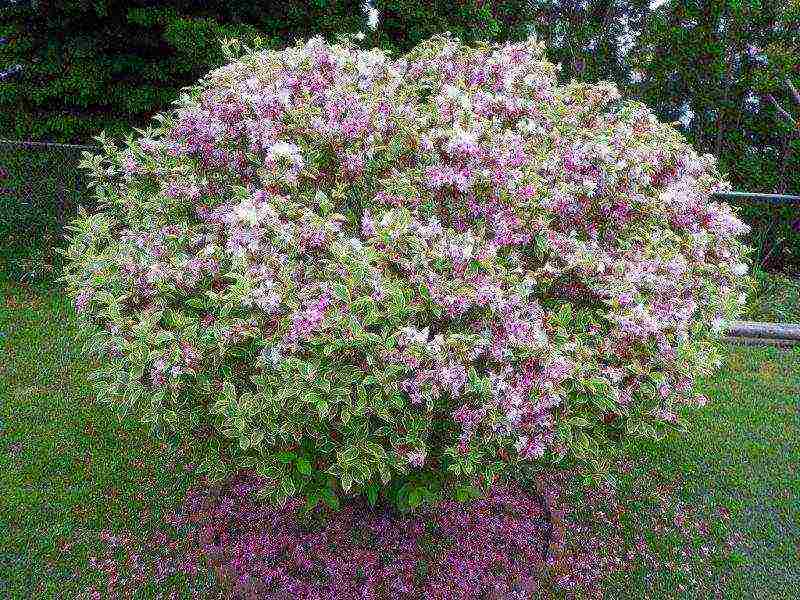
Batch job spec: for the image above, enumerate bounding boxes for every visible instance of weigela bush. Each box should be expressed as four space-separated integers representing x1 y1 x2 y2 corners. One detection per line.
59 34 751 507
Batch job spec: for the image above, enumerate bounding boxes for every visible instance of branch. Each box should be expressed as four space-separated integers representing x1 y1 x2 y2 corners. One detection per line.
785 77 800 107
767 94 796 127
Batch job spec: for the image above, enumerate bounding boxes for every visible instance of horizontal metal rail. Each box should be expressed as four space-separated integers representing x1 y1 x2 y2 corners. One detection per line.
712 191 800 205
721 336 799 348
723 321 800 347
0 138 100 150
725 321 800 341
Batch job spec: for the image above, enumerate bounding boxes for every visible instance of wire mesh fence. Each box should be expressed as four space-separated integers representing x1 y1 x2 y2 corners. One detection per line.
0 139 102 282
712 192 800 274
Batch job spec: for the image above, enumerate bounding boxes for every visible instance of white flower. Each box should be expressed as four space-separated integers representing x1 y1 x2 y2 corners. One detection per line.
448 125 477 147
731 262 748 276
659 189 677 204
277 89 291 108
245 76 260 91
233 200 261 227
531 325 547 345
462 241 474 260
260 346 281 366
268 141 302 165
443 84 461 100
710 316 725 333
400 326 429 345
523 73 538 88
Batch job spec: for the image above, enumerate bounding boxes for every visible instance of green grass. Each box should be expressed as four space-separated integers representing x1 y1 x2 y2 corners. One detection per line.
0 277 798 599
607 346 800 599
0 278 195 599
744 268 800 323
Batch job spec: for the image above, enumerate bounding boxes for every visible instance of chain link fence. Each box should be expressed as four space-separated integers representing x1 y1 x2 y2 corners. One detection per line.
0 139 102 283
712 192 800 275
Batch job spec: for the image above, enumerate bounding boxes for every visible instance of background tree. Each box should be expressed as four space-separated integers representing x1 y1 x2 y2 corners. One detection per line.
627 0 799 270
520 0 652 86
367 0 535 55
0 0 367 145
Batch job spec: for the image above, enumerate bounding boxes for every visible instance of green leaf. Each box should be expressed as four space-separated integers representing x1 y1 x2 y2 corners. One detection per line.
154 330 174 344
332 283 350 303
557 302 573 326
304 492 320 511
365 482 379 507
281 476 296 497
338 446 360 467
222 381 236 403
407 487 423 508
454 484 482 503
418 283 431 300
378 467 391 485
184 297 206 309
321 487 340 510
296 457 313 476
275 451 297 464
364 441 386 459
317 399 330 418
570 416 590 428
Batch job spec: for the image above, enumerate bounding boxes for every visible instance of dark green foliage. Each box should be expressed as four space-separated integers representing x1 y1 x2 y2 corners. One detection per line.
0 0 367 145
744 267 800 323
367 0 535 54
518 0 653 85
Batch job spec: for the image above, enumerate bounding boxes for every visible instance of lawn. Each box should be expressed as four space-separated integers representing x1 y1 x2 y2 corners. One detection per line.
743 269 800 323
1 276 798 599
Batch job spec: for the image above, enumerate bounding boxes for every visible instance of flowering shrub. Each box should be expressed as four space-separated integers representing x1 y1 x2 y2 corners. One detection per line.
59 33 751 507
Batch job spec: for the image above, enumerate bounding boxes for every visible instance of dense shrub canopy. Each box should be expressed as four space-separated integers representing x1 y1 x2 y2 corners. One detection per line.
60 34 751 506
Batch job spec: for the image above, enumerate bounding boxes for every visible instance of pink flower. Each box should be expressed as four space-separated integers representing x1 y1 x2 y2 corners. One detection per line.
618 292 634 307
74 289 94 313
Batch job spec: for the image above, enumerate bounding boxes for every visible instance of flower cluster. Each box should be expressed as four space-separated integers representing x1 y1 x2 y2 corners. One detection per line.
60 33 751 504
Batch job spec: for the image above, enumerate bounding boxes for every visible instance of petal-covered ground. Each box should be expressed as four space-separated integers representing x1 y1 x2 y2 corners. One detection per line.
1 277 798 599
